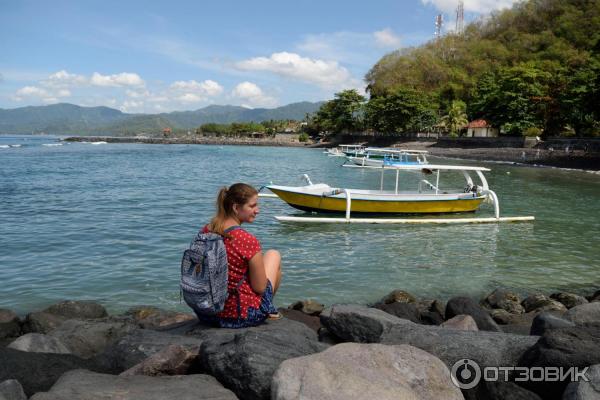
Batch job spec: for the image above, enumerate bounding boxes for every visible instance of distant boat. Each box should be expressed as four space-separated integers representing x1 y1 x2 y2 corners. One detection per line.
346 147 429 167
324 144 364 157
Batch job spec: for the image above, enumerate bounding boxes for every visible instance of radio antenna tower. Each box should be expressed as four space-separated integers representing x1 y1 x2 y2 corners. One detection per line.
435 14 443 39
455 0 464 34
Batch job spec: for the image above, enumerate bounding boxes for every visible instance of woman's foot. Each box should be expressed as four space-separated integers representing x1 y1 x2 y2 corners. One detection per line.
267 312 283 320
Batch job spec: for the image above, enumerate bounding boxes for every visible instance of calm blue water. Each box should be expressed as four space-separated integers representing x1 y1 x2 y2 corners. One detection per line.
1 135 599 315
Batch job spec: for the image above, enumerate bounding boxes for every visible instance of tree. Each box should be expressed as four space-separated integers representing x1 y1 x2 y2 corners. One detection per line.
440 100 468 137
311 89 366 135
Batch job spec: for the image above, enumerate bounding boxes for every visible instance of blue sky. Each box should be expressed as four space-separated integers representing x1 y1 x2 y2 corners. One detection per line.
0 0 518 113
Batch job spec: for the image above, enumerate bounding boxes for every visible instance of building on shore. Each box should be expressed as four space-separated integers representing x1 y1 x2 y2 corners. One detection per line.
465 119 498 137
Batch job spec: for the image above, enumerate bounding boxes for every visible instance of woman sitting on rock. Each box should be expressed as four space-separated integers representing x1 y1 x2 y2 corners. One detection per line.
198 183 282 328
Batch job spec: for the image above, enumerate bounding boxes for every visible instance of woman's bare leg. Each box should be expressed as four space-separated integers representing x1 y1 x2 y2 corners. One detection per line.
264 249 282 294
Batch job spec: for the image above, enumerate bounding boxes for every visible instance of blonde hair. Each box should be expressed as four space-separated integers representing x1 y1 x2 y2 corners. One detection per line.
208 183 258 235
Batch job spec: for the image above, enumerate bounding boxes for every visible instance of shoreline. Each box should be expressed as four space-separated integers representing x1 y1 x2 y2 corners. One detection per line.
63 136 600 171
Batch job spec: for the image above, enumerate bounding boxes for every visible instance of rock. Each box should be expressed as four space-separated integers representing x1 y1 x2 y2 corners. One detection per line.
289 299 324 316
320 304 537 370
446 296 501 332
28 369 237 400
379 289 417 304
7 333 70 354
119 344 199 376
589 290 600 302
415 299 446 325
482 288 525 314
22 301 108 335
198 318 327 400
490 309 513 325
123 306 195 329
530 312 576 336
0 380 27 400
518 326 600 399
317 327 342 345
562 364 600 400
98 328 202 371
489 311 538 335
522 293 568 313
565 302 600 327
279 308 320 332
0 348 112 397
465 381 543 400
0 310 21 339
272 343 463 400
373 302 421 324
319 305 401 343
48 319 137 359
551 292 589 309
441 315 478 331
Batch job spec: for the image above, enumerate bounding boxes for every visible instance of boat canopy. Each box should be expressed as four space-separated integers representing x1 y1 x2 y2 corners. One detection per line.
364 147 429 154
348 164 491 172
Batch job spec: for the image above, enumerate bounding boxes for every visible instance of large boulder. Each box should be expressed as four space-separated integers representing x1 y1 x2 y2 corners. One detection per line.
482 288 525 314
445 297 501 332
0 380 27 400
272 343 463 400
550 293 589 309
373 301 421 324
522 293 567 313
518 326 600 399
379 289 417 304
288 299 324 316
0 348 111 397
441 315 478 331
22 301 107 334
197 319 327 400
0 310 21 339
29 369 237 400
123 306 195 329
416 299 445 325
530 312 576 336
48 319 137 359
279 308 320 332
565 302 600 327
562 364 600 400
464 381 542 400
98 328 202 371
320 305 537 369
119 344 199 376
7 333 70 354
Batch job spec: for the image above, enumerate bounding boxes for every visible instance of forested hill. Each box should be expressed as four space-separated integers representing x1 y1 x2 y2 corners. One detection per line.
0 101 324 135
365 0 599 136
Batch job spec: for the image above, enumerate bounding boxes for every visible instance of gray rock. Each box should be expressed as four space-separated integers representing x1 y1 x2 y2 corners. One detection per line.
48 319 137 359
120 344 200 376
320 304 537 369
279 308 320 332
29 369 237 400
288 299 324 316
482 288 525 314
373 301 421 323
0 310 21 339
416 299 445 325
519 326 600 399
522 293 568 313
272 343 463 400
379 289 417 304
566 302 600 327
0 348 112 396
0 380 27 400
99 328 203 371
43 301 107 320
562 364 600 400
464 381 542 400
198 318 327 400
7 333 70 354
551 292 589 309
446 296 501 332
22 312 66 334
123 306 195 329
441 314 478 331
530 312 576 336
589 290 600 303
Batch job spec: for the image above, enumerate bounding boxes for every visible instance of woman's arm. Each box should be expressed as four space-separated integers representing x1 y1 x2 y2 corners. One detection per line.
248 252 268 294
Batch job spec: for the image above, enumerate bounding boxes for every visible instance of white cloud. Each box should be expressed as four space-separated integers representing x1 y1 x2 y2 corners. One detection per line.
16 86 49 97
236 52 357 91
42 70 87 88
13 85 70 103
169 79 223 96
421 0 519 14
120 100 145 113
90 72 145 87
231 81 277 108
374 28 402 48
177 93 203 103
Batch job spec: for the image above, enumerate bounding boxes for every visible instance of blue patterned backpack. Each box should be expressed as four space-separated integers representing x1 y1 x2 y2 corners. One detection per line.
180 226 244 316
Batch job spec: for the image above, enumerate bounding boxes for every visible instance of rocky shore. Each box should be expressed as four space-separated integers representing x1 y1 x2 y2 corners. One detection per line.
63 136 309 147
1 288 599 400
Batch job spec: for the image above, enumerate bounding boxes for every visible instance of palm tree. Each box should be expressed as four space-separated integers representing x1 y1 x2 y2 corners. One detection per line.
441 101 468 137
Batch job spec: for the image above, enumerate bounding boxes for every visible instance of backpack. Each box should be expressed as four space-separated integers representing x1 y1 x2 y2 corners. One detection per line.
180 226 245 316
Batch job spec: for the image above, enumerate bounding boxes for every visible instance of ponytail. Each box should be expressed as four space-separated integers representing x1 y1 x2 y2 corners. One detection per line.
208 183 258 235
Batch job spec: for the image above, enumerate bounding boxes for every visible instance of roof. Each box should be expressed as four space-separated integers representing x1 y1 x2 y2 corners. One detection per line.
467 119 492 128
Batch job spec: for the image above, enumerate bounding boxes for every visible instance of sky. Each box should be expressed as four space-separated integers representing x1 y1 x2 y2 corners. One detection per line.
0 0 520 113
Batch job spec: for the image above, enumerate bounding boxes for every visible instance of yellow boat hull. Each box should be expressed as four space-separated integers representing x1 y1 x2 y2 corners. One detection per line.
269 188 484 214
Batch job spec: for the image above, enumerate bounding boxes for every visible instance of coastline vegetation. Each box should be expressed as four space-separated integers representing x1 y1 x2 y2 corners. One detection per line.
306 0 599 138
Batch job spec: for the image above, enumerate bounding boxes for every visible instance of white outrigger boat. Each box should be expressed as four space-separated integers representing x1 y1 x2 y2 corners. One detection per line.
346 147 429 167
324 144 364 157
260 163 534 224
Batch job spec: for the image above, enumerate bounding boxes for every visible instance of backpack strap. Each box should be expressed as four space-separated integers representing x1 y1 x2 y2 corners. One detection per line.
223 225 240 234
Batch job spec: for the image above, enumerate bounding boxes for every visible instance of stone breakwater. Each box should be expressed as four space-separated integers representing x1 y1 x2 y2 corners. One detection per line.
63 136 309 147
1 288 599 400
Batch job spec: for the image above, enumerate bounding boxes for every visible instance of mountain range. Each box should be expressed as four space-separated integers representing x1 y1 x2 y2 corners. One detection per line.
0 102 324 135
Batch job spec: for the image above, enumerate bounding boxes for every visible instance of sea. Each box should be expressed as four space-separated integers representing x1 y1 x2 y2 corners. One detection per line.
1 135 599 315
